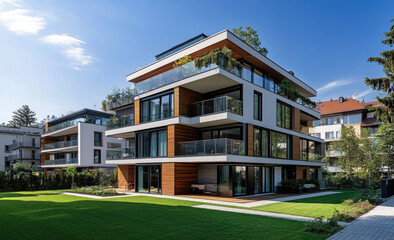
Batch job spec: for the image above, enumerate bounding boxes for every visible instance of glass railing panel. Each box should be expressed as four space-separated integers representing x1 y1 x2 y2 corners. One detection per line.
106 116 134 130
106 148 136 160
192 96 242 116
253 72 264 87
44 140 78 150
179 138 244 156
43 158 78 165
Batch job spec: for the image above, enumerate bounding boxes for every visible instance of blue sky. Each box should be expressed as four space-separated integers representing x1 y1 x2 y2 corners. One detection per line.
0 0 392 123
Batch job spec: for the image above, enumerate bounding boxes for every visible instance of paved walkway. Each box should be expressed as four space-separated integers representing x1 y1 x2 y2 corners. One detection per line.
193 204 349 226
328 196 394 240
117 191 341 208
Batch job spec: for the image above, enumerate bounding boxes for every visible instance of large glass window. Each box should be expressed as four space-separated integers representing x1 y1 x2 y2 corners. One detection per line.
94 132 102 146
136 165 161 194
325 131 334 140
201 127 242 140
300 139 308 161
141 92 174 123
271 132 289 159
277 102 292 129
253 91 262 121
234 166 246 196
254 128 269 157
343 114 361 124
94 149 101 164
254 167 261 193
137 166 149 193
218 166 231 197
137 129 167 158
254 129 261 157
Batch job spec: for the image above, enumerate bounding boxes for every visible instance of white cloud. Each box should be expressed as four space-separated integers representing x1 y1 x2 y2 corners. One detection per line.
42 34 94 67
317 79 354 93
0 9 46 35
0 0 22 8
356 89 373 99
41 34 85 46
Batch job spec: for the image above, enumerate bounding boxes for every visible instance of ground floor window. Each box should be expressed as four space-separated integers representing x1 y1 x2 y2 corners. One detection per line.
136 165 161 194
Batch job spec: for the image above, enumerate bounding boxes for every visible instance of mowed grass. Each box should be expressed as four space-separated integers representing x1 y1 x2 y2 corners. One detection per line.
250 190 361 219
0 191 326 240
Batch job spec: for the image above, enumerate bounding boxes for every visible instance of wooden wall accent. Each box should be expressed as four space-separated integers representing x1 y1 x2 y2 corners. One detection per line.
118 165 135 190
307 120 313 127
167 124 198 157
248 124 254 156
296 166 310 180
134 99 140 125
293 107 300 132
177 87 203 116
162 163 198 195
293 136 300 160
174 88 180 117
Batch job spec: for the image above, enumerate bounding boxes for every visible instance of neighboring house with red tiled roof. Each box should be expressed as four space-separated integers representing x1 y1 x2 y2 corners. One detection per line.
309 97 383 172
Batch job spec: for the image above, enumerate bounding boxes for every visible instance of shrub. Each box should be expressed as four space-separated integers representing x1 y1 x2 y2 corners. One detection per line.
304 217 343 235
73 186 118 196
278 179 320 193
333 200 375 222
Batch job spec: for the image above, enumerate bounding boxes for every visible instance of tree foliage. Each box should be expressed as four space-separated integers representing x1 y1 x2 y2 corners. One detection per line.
279 79 316 108
232 26 268 56
173 55 192 68
102 86 136 111
194 46 242 74
9 105 37 127
365 19 394 123
376 123 394 177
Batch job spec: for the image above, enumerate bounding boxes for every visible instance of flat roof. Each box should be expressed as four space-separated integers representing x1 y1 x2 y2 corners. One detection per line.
49 108 113 124
155 33 207 60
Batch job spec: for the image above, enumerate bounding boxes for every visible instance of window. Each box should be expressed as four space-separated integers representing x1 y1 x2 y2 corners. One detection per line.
312 133 321 138
254 127 269 157
271 131 290 159
137 129 167 158
201 127 242 140
32 138 36 147
253 92 262 121
141 92 174 122
300 139 308 161
94 132 102 146
277 101 292 129
325 131 334 140
343 114 361 124
313 120 321 126
94 149 101 164
367 112 375 118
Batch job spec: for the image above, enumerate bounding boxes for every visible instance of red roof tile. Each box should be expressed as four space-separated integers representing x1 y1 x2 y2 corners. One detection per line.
317 98 365 116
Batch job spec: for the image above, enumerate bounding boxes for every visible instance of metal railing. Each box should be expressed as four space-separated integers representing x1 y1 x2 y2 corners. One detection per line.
179 138 245 156
106 148 136 160
7 153 41 161
8 141 40 150
43 140 78 150
43 158 78 165
191 96 243 116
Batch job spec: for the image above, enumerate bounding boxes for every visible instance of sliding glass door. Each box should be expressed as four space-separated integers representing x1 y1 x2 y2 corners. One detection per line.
136 165 161 194
234 166 246 196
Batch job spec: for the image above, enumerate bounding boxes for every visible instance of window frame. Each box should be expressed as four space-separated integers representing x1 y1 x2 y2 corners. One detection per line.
276 101 292 130
94 132 103 147
94 149 101 164
253 91 262 121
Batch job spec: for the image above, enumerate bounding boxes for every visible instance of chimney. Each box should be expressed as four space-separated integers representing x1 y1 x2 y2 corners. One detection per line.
339 97 345 103
288 71 295 76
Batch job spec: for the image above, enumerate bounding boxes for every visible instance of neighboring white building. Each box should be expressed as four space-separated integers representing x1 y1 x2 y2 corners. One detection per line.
41 109 126 174
0 126 43 171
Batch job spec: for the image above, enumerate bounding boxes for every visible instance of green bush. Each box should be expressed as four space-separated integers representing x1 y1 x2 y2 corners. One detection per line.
333 199 375 222
303 217 343 235
278 179 320 193
73 186 118 196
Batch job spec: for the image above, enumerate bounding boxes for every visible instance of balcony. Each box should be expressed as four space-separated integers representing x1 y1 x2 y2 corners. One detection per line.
191 96 242 116
43 140 78 150
106 148 136 160
46 118 82 134
8 142 40 150
43 158 78 165
106 116 135 130
134 61 317 112
7 153 41 161
179 138 245 156
107 97 134 110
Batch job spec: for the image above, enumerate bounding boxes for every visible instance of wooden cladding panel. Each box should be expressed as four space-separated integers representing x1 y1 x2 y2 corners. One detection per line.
293 107 300 132
162 163 198 195
296 166 310 180
167 124 198 157
178 87 203 116
134 99 140 125
118 165 135 190
293 136 300 161
162 163 175 195
174 87 180 117
248 124 254 156
307 120 313 127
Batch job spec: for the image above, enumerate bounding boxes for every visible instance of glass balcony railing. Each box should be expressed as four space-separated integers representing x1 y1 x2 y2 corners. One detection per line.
106 148 136 160
43 140 78 150
106 116 135 130
107 97 134 110
179 138 245 156
43 158 78 165
7 153 41 161
46 118 84 133
134 60 317 112
8 141 40 150
191 96 243 116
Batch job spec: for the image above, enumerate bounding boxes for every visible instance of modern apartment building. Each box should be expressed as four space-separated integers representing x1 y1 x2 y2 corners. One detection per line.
309 97 382 172
41 109 125 174
0 126 43 171
105 30 325 196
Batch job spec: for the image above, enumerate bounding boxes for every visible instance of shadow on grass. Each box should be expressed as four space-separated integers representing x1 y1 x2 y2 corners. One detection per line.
0 191 59 199
0 195 326 240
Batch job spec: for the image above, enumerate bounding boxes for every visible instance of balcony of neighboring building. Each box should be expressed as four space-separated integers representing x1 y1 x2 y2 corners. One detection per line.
7 141 40 151
41 140 78 153
7 152 41 161
43 158 78 166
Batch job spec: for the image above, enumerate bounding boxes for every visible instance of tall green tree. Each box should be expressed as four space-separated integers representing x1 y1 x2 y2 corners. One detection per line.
365 19 394 123
9 105 37 127
359 129 381 187
376 123 394 177
232 26 268 56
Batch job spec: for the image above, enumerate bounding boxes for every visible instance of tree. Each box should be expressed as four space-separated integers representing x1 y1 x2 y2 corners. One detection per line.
232 26 268 56
102 86 136 111
64 166 77 189
376 123 394 177
359 128 381 187
9 105 37 127
365 19 394 123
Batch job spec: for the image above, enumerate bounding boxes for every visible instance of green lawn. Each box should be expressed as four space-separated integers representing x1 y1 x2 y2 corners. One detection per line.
249 190 361 219
0 191 326 240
